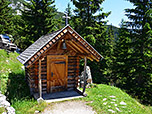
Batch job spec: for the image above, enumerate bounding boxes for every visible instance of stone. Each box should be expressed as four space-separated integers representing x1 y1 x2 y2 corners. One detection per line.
35 110 40 114
86 66 92 84
103 102 107 105
21 66 25 70
103 98 107 101
112 99 116 101
116 107 121 112
0 95 6 102
7 107 15 114
0 92 15 114
1 100 10 107
114 104 117 106
109 95 116 98
2 112 7 114
120 101 127 105
37 97 44 104
108 109 115 113
6 60 9 63
79 66 93 87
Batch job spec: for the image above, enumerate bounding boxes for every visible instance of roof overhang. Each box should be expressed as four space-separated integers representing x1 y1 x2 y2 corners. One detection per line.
17 25 103 68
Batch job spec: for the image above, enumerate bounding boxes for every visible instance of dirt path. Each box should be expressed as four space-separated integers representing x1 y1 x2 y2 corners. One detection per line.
42 101 96 114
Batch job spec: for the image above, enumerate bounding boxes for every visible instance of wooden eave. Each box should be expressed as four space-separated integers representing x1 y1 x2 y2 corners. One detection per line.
17 25 103 68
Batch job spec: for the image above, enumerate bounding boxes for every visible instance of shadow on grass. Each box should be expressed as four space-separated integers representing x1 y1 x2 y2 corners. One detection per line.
5 70 32 103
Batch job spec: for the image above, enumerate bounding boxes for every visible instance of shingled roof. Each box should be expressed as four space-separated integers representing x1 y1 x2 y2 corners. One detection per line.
17 25 103 67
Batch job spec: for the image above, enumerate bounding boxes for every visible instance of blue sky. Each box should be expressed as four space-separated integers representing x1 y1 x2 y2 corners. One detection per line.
54 0 134 27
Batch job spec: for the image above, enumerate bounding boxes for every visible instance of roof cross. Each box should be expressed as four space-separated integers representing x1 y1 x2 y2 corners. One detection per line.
63 13 71 26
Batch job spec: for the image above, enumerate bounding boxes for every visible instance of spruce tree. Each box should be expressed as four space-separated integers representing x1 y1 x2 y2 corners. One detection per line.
64 3 73 26
71 0 113 83
111 20 133 87
113 0 152 104
71 0 110 45
21 0 58 49
0 0 13 34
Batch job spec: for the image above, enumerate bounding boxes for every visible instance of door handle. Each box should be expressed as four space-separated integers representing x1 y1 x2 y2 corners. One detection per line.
51 72 53 77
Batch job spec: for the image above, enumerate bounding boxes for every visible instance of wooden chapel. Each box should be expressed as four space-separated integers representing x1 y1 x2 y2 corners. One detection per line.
17 25 103 98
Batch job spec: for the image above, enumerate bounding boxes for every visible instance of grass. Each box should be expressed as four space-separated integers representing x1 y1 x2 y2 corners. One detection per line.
0 49 151 114
81 84 152 114
0 49 47 114
0 49 23 94
0 107 6 114
4 68 48 114
11 99 48 114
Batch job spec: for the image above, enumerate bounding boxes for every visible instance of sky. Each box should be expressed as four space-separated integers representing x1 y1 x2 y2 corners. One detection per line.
54 0 134 28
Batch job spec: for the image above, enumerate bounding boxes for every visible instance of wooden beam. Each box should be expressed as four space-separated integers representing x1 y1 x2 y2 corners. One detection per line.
70 31 100 61
87 57 93 61
38 59 42 98
26 36 64 68
47 56 50 93
71 40 90 54
57 41 62 50
68 41 84 53
66 43 78 53
83 57 87 93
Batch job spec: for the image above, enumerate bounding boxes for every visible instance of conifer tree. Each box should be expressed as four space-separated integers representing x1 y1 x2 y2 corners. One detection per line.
111 20 133 87
0 0 13 34
71 0 113 83
21 0 58 49
65 3 72 17
64 3 73 26
113 0 152 104
125 0 152 104
71 0 110 46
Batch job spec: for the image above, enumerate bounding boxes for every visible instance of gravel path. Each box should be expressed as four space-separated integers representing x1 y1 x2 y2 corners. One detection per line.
42 101 96 114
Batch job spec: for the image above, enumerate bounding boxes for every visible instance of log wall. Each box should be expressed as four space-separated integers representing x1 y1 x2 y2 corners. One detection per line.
67 56 79 89
26 55 80 95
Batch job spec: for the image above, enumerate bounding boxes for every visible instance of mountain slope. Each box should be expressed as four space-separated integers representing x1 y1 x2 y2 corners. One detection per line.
83 84 152 114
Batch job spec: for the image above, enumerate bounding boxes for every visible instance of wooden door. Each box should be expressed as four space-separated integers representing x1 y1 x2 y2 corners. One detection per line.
47 55 68 93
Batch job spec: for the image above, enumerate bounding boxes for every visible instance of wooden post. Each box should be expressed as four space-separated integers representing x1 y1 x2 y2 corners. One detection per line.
83 57 87 93
38 59 42 98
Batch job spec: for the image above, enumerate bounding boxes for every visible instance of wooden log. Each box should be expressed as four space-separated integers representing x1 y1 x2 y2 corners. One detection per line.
38 59 42 98
83 57 87 93
68 41 84 53
57 41 62 50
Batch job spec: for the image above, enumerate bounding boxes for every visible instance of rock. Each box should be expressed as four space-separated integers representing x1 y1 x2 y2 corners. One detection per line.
120 101 127 105
21 66 25 70
108 109 115 113
86 66 92 84
34 110 40 114
2 112 7 114
110 102 115 104
6 60 9 63
37 97 44 104
1 100 10 107
114 104 117 106
79 66 93 87
112 99 116 101
109 95 116 98
7 107 15 114
116 107 121 112
103 98 107 101
103 102 107 105
0 95 6 101
0 92 15 114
